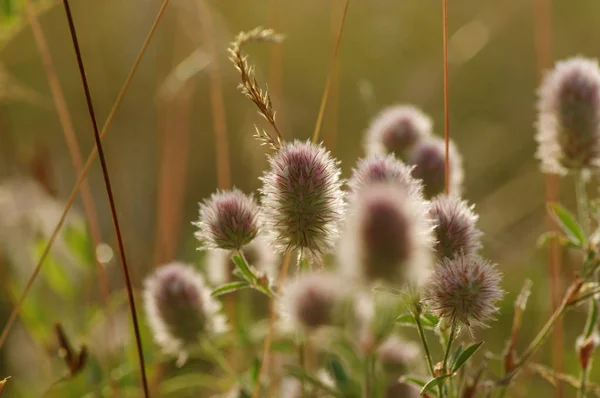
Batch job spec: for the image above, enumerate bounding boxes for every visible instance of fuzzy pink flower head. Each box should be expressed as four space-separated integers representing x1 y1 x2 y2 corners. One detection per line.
260 140 345 256
536 57 600 174
348 154 424 203
194 188 260 250
424 254 503 330
365 105 433 158
143 262 228 363
429 195 483 261
338 182 434 287
407 136 463 199
279 272 348 331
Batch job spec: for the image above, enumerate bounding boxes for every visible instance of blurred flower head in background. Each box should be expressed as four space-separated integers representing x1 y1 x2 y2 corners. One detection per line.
536 56 600 174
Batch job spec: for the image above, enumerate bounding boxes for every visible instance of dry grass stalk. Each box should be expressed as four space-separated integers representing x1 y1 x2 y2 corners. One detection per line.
0 0 171 352
312 0 350 145
532 0 563 396
228 27 284 149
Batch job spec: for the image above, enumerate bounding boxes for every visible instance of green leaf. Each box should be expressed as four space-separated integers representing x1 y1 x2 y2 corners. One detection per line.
400 375 427 388
211 281 250 297
395 313 438 329
232 254 257 283
452 344 463 369
287 366 346 398
584 300 598 338
421 374 451 395
63 225 93 267
421 312 440 327
34 239 76 299
250 357 260 384
452 341 484 373
547 203 585 247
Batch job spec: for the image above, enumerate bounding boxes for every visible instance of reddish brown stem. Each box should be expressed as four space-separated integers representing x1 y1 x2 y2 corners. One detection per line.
61 1 149 396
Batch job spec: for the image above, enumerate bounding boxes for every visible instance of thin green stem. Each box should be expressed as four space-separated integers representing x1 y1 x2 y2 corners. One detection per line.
413 312 435 377
575 171 590 238
203 341 247 390
364 353 374 398
578 365 589 398
299 336 307 398
443 318 458 374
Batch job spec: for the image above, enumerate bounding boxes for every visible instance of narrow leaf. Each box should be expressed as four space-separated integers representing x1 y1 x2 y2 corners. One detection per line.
547 203 585 247
421 374 451 395
232 254 257 283
584 299 598 338
452 341 484 373
400 375 427 388
211 281 250 297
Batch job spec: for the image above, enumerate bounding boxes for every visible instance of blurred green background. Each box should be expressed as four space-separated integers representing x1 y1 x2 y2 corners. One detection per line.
1 0 599 396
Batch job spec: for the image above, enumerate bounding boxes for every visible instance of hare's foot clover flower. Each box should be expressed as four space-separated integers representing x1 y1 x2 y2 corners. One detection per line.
339 182 434 288
407 136 463 198
194 188 260 251
143 262 228 366
536 57 600 174
424 254 503 331
429 195 483 261
260 140 345 258
365 105 433 159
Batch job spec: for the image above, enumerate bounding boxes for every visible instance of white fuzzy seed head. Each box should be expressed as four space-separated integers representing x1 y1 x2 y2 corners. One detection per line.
194 188 260 250
377 335 420 375
143 262 228 363
260 140 345 257
536 57 600 174
429 195 483 261
365 105 433 159
338 182 434 288
424 254 504 330
407 137 463 198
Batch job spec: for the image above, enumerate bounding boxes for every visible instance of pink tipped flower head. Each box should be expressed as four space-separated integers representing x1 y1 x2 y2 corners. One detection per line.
365 105 432 158
429 195 483 261
424 254 503 330
143 262 228 364
260 140 345 256
348 154 424 203
407 136 463 199
537 57 600 174
279 272 348 331
338 182 434 287
194 188 260 250
204 235 279 286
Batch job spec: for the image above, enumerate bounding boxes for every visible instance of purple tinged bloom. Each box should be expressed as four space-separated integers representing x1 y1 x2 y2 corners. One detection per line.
194 188 260 250
424 254 504 330
365 105 432 159
348 154 424 203
279 272 348 331
536 57 600 174
429 195 483 261
260 140 345 256
339 182 434 288
143 262 228 365
407 136 463 198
